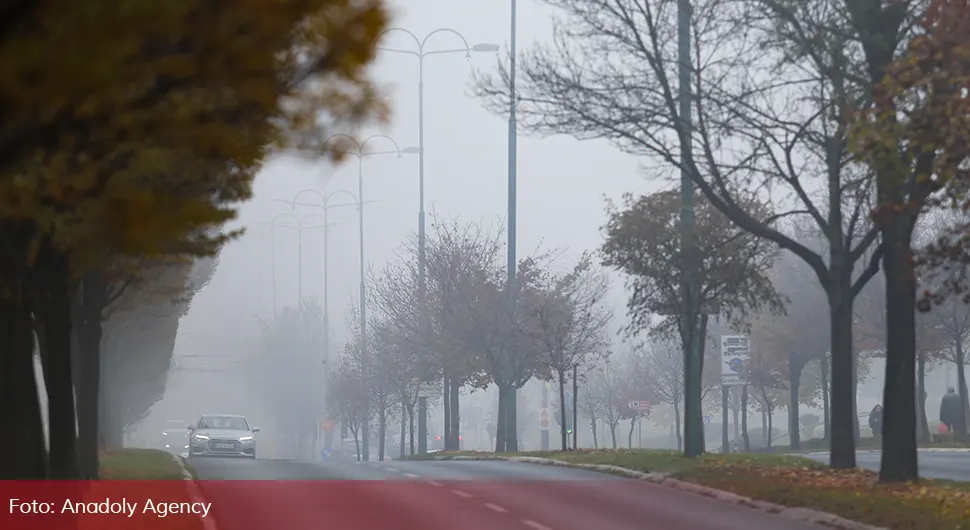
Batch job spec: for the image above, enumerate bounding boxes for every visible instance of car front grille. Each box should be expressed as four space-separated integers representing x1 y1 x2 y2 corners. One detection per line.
207 439 242 453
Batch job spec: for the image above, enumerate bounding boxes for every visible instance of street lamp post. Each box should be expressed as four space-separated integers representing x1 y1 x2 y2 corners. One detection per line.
676 0 703 458
378 29 498 453
320 133 415 461
505 0 520 454
278 189 373 374
267 212 329 315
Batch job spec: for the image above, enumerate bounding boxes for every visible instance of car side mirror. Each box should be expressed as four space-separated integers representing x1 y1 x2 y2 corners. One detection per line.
252 428 260 433
187 426 194 432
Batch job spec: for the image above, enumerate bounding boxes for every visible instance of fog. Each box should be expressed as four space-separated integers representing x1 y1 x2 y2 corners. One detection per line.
131 0 962 455
134 0 640 452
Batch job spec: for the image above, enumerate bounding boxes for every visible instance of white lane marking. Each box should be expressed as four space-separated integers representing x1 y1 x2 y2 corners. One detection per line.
403 473 420 478
386 467 400 473
484 503 508 513
451 489 473 498
522 520 552 530
428 480 443 487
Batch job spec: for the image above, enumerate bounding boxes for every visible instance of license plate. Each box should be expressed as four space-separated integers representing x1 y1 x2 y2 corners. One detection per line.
215 443 235 449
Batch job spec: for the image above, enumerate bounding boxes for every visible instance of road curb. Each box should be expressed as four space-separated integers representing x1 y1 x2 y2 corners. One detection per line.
172 456 218 530
430 455 889 530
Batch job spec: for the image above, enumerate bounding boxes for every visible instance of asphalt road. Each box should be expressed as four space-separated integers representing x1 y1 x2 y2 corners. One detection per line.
803 450 970 481
188 456 827 530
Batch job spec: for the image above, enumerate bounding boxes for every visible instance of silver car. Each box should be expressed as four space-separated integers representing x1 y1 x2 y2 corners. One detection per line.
188 414 259 459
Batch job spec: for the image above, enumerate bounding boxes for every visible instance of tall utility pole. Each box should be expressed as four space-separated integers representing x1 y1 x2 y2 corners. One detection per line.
377 28 497 452
503 0 520 454
267 212 328 315
678 0 704 458
284 189 366 386
321 134 413 461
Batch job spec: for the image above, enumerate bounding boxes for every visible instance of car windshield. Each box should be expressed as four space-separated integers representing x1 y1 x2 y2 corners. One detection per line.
198 416 249 430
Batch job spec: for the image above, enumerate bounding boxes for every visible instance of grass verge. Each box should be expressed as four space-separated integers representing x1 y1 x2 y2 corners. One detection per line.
99 448 194 480
91 449 206 530
414 449 970 530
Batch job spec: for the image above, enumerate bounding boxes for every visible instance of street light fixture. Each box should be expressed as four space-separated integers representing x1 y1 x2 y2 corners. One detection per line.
319 133 415 461
378 26 498 455
277 189 375 385
266 212 329 316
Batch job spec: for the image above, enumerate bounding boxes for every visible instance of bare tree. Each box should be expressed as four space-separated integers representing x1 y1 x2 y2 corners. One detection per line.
585 358 627 448
327 363 369 461
527 252 612 450
633 340 685 450
474 0 893 468
428 218 545 452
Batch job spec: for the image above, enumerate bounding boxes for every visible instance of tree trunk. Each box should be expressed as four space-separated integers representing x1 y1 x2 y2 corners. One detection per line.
761 387 773 449
761 409 768 444
879 223 918 483
788 357 804 449
589 411 598 449
505 386 519 452
449 381 460 450
916 354 930 444
377 405 386 461
828 283 857 469
443 376 451 448
820 355 830 440
495 385 508 452
956 345 968 442
400 401 407 458
673 402 683 451
76 270 108 479
407 403 415 456
609 421 617 449
36 251 79 479
741 386 751 453
0 296 48 478
558 372 568 451
628 418 636 448
851 350 861 443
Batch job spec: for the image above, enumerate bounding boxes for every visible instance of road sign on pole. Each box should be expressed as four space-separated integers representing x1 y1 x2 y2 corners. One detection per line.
417 383 442 398
628 400 651 411
321 420 334 432
539 408 550 430
720 335 750 386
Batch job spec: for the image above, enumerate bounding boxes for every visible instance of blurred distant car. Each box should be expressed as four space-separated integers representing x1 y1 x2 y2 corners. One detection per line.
158 420 190 456
188 414 259 459
431 433 463 450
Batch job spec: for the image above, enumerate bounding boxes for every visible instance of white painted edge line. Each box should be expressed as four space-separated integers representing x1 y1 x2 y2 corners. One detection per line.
484 503 508 513
521 518 552 530
451 489 473 498
173 455 218 530
423 455 888 530
402 473 420 479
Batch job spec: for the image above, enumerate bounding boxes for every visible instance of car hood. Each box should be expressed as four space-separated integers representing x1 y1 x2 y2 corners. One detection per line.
194 429 254 439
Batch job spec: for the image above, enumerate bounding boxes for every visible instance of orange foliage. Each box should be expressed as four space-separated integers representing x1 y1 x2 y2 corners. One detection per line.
0 0 389 274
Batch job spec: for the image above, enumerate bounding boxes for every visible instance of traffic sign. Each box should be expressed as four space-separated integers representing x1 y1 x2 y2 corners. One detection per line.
703 415 711 426
539 408 550 430
418 384 443 398
628 400 651 410
321 420 334 431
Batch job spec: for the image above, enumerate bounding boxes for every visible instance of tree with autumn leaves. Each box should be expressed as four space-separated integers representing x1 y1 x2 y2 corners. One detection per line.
0 0 389 479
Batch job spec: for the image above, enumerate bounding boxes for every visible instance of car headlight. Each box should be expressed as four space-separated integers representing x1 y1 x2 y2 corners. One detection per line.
238 436 253 442
165 444 171 448
184 444 190 449
193 434 209 440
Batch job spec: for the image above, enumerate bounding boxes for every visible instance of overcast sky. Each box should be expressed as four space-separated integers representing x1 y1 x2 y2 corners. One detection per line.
172 0 648 355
